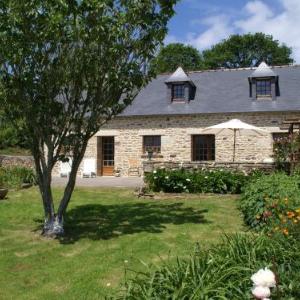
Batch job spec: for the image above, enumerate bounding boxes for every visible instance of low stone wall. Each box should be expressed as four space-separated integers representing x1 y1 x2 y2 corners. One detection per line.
143 160 275 174
0 155 35 169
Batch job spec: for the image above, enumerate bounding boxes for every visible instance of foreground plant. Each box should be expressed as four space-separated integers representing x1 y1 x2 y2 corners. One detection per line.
0 0 177 236
114 234 300 299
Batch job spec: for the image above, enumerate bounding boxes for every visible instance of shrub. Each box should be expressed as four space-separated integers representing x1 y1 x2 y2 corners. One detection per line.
0 166 37 189
240 173 300 231
115 234 300 299
145 168 260 194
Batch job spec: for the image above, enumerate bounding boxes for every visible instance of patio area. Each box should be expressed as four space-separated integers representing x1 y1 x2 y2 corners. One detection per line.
52 176 144 188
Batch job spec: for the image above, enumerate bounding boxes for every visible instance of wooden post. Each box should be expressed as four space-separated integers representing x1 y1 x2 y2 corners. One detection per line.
233 129 237 162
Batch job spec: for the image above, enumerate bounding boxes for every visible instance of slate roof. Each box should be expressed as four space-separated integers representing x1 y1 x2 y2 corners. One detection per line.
121 64 300 116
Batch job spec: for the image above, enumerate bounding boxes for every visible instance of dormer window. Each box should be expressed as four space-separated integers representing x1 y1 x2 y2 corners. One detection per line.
256 79 272 98
165 67 195 103
172 84 185 101
248 62 279 101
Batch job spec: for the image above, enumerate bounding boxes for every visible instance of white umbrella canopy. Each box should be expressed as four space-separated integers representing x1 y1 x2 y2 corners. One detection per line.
201 119 269 162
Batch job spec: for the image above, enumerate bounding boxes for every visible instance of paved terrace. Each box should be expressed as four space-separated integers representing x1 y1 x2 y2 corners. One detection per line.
52 176 144 188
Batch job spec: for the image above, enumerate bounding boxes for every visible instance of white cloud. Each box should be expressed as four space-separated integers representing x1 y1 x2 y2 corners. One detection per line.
181 0 300 62
186 15 234 50
235 0 300 62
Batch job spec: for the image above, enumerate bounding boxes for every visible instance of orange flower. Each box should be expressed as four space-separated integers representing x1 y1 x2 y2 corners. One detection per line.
282 228 289 235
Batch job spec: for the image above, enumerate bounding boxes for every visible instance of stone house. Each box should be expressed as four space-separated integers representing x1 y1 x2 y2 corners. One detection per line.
57 62 300 177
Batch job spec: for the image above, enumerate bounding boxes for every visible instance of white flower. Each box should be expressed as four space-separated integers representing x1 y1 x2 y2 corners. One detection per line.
153 170 157 174
252 286 271 299
124 260 128 264
186 178 191 182
154 176 157 179
183 186 186 189
251 268 276 288
204 176 208 179
106 283 111 287
165 176 169 179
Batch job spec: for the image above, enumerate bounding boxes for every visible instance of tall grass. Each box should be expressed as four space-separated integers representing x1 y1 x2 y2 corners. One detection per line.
0 166 37 188
115 234 300 299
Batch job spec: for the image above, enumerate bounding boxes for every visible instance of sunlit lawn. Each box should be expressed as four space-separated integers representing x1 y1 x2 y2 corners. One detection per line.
0 187 244 299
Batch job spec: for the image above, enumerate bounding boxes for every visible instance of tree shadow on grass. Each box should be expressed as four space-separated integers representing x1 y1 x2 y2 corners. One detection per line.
53 202 210 244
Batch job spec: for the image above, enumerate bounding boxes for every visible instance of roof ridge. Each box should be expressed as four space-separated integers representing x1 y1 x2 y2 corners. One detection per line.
158 64 300 76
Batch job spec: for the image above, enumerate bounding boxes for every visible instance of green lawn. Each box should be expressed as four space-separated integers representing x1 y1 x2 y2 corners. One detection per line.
0 188 244 299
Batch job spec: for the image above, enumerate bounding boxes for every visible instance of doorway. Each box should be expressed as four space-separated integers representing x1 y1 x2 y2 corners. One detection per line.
101 136 114 176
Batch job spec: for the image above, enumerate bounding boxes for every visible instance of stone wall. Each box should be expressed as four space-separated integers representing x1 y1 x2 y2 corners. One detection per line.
52 111 300 177
0 155 35 169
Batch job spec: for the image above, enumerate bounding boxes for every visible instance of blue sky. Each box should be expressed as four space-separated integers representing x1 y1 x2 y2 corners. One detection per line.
166 0 300 62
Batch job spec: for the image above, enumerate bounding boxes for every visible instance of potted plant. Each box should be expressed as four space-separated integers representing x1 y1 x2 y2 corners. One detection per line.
0 176 8 200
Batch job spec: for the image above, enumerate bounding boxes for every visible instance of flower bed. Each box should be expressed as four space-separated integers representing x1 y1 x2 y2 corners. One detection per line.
240 173 300 236
145 168 262 194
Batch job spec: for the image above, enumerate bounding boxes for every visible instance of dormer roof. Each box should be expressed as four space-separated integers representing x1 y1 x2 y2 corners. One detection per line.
165 67 194 85
249 62 277 78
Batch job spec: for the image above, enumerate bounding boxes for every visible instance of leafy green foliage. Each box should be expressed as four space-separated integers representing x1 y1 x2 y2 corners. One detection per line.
145 168 262 194
116 234 300 299
203 33 293 69
240 173 300 231
0 0 178 230
0 166 37 189
151 43 204 73
0 110 28 150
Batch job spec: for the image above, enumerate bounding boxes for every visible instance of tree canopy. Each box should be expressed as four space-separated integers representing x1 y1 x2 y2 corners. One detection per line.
202 33 293 69
151 43 203 73
0 0 177 236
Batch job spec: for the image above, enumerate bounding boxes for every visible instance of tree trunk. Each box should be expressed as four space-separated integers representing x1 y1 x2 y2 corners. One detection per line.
34 140 88 237
32 150 61 236
57 149 86 222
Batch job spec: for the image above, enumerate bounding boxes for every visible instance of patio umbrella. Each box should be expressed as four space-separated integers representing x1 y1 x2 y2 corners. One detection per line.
201 119 268 162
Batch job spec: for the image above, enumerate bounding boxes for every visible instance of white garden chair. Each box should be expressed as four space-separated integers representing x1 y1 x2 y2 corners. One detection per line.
81 158 96 178
60 158 72 177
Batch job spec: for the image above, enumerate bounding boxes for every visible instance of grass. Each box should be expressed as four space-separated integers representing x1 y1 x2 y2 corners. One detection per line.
0 187 244 299
0 147 31 156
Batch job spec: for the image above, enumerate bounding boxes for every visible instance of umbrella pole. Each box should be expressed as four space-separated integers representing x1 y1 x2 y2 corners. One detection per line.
233 129 236 162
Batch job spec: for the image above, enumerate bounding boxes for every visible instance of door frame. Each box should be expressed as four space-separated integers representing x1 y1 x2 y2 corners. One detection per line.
98 136 115 176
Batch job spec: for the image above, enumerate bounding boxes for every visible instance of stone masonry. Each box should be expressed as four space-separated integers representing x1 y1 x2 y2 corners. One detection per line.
50 111 300 177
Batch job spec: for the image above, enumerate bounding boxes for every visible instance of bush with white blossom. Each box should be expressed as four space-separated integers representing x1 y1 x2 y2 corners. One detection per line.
145 167 261 194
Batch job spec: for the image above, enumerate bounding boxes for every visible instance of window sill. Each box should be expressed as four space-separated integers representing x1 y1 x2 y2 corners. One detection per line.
172 98 186 103
192 160 216 162
141 154 163 159
256 96 272 100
